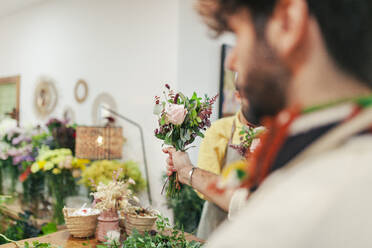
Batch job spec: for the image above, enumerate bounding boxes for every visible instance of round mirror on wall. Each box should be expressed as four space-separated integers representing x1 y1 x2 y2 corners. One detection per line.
92 92 117 125
74 79 89 103
34 77 58 118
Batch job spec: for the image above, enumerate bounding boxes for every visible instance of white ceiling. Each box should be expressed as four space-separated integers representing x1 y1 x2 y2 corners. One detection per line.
0 0 49 18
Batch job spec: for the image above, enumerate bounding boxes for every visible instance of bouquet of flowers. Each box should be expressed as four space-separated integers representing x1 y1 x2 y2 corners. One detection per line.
46 118 76 153
30 146 88 177
154 84 217 197
0 123 47 194
31 146 90 223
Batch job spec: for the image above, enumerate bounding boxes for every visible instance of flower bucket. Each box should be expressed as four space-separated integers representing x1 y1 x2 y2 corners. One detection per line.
63 207 99 238
124 213 157 235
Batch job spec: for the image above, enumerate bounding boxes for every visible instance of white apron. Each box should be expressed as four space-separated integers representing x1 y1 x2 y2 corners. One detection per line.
197 121 243 239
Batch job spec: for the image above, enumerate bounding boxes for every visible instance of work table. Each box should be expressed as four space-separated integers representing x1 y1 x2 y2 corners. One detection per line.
0 229 204 248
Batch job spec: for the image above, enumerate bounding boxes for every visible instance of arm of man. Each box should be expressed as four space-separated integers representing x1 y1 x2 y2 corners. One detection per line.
164 148 237 212
195 119 230 199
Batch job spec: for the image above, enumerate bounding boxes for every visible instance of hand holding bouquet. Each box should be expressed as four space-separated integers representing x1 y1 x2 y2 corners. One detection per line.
154 84 217 197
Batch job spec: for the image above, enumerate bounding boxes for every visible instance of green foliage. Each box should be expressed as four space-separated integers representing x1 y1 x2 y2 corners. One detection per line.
165 183 205 233
31 132 51 149
0 212 41 245
24 241 61 248
239 126 262 148
21 171 46 216
47 170 78 224
41 222 57 235
0 158 19 194
80 160 146 193
98 215 204 248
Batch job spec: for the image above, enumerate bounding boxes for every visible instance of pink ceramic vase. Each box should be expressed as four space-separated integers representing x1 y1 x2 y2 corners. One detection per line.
96 209 120 242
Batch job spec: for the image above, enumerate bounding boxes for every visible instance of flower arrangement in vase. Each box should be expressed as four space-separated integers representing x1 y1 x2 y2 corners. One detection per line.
91 170 138 242
30 146 90 223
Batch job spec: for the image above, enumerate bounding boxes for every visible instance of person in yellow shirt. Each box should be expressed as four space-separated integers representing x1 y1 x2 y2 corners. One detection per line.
196 89 254 239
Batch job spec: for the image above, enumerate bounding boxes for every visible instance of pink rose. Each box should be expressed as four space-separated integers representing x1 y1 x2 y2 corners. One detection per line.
166 104 188 125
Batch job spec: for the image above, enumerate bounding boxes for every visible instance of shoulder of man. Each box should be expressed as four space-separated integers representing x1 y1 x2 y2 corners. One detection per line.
207 134 372 248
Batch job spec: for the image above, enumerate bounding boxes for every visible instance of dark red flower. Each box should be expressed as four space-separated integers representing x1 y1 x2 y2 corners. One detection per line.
165 84 170 90
174 93 179 104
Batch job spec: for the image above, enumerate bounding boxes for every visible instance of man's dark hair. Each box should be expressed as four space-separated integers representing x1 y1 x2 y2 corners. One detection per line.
197 0 372 85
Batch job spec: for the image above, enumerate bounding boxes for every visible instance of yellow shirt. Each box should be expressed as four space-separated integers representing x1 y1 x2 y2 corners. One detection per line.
196 112 245 198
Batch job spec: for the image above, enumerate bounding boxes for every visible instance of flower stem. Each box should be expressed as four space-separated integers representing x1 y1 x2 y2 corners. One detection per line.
0 234 21 247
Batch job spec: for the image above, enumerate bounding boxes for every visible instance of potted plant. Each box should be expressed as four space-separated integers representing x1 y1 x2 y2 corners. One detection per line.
91 170 137 242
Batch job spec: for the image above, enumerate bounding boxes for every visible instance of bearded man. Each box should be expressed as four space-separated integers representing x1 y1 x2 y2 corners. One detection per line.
195 0 372 248
165 0 372 246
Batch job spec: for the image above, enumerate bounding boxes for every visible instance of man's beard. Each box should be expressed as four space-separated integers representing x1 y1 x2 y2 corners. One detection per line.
240 39 291 125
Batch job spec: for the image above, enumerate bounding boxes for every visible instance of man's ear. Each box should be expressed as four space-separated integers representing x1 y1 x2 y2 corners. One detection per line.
266 0 309 58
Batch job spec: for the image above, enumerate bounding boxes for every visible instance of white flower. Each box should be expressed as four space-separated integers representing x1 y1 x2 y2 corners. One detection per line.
128 178 136 185
253 126 266 136
132 196 140 203
153 104 163 115
106 230 121 243
0 118 17 138
250 138 260 153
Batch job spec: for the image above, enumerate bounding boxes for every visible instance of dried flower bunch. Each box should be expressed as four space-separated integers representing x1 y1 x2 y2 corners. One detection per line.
154 84 218 198
91 170 139 212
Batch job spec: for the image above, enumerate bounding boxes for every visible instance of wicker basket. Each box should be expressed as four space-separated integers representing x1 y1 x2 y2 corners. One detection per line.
63 207 99 238
124 213 157 235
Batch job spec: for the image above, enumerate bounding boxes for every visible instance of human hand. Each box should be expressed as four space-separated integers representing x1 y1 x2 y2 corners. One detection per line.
163 147 193 184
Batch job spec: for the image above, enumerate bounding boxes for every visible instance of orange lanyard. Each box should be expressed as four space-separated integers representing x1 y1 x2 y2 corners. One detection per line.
242 106 300 190
243 98 372 192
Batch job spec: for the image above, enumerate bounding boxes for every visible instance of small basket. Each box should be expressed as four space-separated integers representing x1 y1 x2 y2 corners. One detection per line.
124 213 157 235
63 207 99 238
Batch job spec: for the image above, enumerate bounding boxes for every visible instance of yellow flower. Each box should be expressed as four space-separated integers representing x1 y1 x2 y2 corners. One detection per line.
31 163 40 173
73 158 90 169
44 162 54 171
38 161 47 170
221 160 247 180
52 168 61 175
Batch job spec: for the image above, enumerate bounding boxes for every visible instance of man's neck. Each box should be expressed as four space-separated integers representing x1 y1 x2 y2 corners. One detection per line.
287 22 372 109
237 110 251 126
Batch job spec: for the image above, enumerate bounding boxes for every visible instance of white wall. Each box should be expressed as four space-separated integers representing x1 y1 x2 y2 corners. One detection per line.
0 0 179 217
0 0 236 219
177 0 235 164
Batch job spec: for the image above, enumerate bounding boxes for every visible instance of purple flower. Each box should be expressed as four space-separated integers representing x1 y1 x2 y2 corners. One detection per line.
12 155 23 165
7 148 19 156
23 155 35 162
